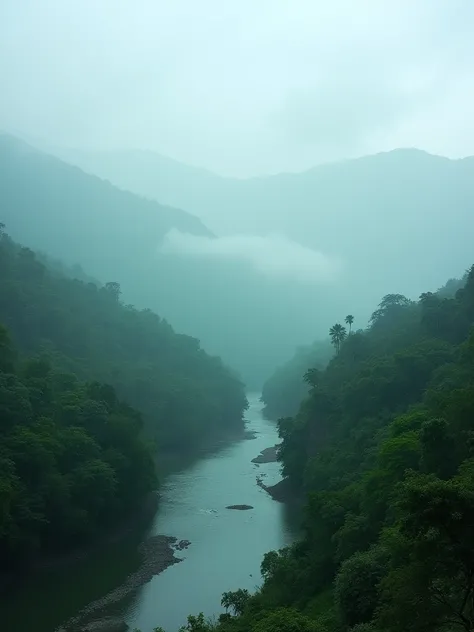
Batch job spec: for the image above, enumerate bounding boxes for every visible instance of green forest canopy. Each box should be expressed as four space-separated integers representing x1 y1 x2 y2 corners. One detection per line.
0 324 156 571
261 340 333 420
174 264 474 632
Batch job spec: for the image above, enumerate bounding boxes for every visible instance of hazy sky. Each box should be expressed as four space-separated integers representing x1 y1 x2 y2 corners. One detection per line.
1 0 474 176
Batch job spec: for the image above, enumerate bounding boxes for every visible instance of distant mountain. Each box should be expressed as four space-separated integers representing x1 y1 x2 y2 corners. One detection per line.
53 145 222 200
50 144 239 230
55 146 474 299
0 135 345 387
0 134 210 280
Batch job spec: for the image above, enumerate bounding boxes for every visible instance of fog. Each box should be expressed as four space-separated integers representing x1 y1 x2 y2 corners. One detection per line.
1 0 474 176
161 231 342 285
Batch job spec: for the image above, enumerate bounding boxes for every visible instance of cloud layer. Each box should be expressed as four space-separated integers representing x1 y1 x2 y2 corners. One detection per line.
1 1 474 175
160 230 342 285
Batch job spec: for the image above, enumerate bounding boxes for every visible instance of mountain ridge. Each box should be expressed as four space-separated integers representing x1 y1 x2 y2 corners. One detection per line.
41 141 474 254
32 135 472 181
0 133 212 238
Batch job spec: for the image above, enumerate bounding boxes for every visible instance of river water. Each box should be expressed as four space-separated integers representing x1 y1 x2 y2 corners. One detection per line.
0 394 300 632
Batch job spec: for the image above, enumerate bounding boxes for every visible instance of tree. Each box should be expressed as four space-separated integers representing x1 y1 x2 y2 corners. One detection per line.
345 314 354 334
104 281 122 301
329 323 347 354
0 324 15 372
251 608 321 632
419 418 456 479
178 614 213 632
303 367 320 388
221 588 250 615
370 294 411 325
335 547 387 627
378 467 474 632
379 294 411 310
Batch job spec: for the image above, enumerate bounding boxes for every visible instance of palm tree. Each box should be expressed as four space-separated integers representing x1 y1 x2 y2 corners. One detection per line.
329 323 347 354
345 314 354 334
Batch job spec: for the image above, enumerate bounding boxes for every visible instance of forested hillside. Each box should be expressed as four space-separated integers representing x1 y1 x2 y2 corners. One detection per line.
179 265 474 632
0 228 247 450
0 134 210 281
261 278 466 424
262 341 333 420
261 340 332 420
0 323 156 573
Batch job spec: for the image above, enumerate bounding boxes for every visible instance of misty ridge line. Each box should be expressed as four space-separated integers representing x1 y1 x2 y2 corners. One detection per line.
3 130 474 385
160 229 343 285
33 135 467 182
24 128 344 287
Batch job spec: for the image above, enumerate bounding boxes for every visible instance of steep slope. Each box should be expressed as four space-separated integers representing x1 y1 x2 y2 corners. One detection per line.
261 275 468 423
0 134 211 283
0 229 248 450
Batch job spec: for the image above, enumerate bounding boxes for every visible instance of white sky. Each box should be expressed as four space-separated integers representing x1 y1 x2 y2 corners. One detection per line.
1 0 474 176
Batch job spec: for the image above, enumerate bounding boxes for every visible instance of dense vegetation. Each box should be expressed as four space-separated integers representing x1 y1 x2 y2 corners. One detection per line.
261 341 332 420
0 226 247 451
176 267 474 632
0 323 156 572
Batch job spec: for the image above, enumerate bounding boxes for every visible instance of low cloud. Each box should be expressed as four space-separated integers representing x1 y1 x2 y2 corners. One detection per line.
161 230 342 284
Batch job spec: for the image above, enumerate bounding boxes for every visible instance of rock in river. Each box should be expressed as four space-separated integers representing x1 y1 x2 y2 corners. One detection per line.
226 504 254 510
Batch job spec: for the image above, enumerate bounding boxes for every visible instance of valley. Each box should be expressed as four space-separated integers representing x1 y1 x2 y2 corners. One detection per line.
0 396 299 632
1 131 474 632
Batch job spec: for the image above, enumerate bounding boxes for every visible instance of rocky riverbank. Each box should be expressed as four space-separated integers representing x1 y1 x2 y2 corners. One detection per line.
58 535 190 632
256 475 293 502
251 444 280 464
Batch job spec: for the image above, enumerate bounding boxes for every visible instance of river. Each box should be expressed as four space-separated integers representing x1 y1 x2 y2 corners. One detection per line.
0 394 299 632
